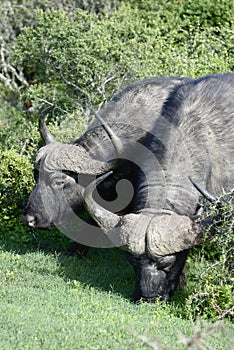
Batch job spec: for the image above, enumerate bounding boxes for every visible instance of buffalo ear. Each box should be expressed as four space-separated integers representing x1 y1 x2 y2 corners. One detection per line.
39 143 116 175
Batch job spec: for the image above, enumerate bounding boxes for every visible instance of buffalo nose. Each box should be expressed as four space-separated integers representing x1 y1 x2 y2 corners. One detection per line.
25 215 37 228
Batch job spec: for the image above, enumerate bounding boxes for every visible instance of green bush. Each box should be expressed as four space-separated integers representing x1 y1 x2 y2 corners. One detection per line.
185 194 234 320
0 102 39 156
186 255 233 320
0 150 34 209
128 0 234 28
0 150 34 243
0 0 119 92
13 2 234 110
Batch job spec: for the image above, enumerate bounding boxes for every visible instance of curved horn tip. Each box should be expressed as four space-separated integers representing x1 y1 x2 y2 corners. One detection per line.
188 176 216 202
39 105 57 144
83 170 119 230
84 171 113 197
89 107 124 157
40 104 56 116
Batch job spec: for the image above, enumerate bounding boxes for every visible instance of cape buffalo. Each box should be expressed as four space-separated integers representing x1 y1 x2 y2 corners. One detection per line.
83 73 234 301
24 76 189 248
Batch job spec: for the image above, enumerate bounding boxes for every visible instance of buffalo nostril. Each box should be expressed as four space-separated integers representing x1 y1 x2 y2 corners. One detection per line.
26 215 37 228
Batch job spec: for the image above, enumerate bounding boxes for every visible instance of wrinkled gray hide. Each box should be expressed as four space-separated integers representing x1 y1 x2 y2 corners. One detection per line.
24 76 188 231
83 73 234 301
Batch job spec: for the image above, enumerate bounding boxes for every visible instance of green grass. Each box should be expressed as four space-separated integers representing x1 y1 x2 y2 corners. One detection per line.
0 245 233 350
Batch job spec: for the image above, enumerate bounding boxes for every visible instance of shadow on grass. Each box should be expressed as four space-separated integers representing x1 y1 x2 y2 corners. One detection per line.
58 247 189 318
59 247 136 301
0 227 135 301
0 226 188 313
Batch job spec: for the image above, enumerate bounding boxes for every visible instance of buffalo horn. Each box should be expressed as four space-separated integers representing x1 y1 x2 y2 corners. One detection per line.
189 177 217 202
41 143 118 175
89 107 124 158
39 105 57 144
83 173 206 256
83 171 120 228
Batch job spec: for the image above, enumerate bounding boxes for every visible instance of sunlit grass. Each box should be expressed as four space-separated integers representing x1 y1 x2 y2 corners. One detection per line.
0 247 233 350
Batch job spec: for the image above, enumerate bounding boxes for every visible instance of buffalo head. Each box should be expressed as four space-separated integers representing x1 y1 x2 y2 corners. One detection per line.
81 172 213 301
23 106 123 229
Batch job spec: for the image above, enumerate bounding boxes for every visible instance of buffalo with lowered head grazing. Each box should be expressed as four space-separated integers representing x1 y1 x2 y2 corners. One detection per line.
24 76 189 245
24 73 234 302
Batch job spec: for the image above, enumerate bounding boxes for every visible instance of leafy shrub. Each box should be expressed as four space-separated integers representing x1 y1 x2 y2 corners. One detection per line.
0 150 33 208
13 2 234 112
186 256 233 320
0 150 34 243
129 0 234 28
0 0 119 92
186 193 234 320
199 192 233 262
0 101 39 157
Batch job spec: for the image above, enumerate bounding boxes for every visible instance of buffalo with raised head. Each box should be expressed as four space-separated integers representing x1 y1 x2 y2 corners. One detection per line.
82 73 234 302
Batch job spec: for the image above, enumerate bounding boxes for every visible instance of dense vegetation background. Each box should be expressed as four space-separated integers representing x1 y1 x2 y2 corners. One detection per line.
0 1 233 348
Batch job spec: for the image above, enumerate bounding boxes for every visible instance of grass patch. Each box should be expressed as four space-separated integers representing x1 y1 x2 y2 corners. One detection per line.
0 246 233 350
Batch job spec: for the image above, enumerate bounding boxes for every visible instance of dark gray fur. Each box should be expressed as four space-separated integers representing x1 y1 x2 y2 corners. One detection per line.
123 73 234 301
24 73 234 303
24 76 188 228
